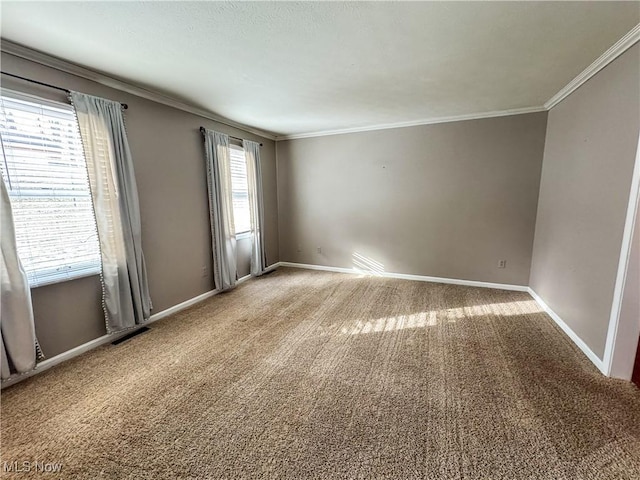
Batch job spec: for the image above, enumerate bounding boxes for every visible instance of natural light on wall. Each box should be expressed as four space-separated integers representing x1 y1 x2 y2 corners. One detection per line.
352 252 385 275
0 92 101 287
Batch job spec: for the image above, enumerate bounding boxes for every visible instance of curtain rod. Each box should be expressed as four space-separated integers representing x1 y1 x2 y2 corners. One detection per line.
1 71 129 109
199 126 262 147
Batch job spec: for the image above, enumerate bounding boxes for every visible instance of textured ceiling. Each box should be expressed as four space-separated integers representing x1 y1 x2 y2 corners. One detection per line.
1 1 639 137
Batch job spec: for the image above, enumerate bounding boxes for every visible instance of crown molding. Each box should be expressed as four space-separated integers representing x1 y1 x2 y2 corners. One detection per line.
545 23 640 110
4 20 637 143
279 20 640 142
275 106 547 141
0 39 278 141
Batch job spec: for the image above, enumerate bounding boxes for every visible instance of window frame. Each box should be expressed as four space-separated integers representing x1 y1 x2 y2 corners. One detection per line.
0 89 102 288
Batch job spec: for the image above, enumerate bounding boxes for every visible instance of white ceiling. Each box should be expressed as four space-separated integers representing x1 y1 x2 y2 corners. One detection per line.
1 2 639 138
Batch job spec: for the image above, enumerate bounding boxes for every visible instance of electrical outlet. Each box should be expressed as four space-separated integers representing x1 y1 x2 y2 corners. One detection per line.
498 260 507 269
201 265 208 277
297 244 302 253
317 247 322 254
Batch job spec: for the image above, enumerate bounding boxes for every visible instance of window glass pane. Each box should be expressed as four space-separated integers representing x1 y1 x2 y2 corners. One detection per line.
229 146 250 234
0 92 101 287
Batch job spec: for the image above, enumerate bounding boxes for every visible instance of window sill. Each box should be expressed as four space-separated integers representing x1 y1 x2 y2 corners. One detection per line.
29 269 101 289
235 231 252 240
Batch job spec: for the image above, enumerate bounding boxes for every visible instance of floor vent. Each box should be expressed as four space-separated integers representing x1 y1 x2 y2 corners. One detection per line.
112 326 150 346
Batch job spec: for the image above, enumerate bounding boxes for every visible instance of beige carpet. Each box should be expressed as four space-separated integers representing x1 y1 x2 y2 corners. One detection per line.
1 267 640 479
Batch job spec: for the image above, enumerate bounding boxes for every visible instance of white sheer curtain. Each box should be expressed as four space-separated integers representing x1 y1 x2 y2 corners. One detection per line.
203 129 237 291
243 140 267 276
1 176 39 380
71 92 152 333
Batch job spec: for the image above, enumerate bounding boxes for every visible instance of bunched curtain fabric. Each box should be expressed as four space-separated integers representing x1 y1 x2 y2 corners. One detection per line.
243 140 267 276
203 129 237 291
1 176 40 380
71 92 152 333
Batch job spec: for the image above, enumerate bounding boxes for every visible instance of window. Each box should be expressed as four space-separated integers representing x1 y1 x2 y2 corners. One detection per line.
0 92 101 287
229 145 250 235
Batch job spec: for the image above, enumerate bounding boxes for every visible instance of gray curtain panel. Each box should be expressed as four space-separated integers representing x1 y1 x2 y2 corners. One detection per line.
203 129 237 291
0 176 39 380
71 92 152 333
243 140 267 276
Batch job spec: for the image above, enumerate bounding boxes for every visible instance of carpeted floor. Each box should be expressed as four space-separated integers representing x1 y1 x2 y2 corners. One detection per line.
1 267 640 479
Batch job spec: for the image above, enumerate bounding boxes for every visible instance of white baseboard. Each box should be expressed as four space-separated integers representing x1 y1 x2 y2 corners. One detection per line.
147 289 218 324
527 287 605 374
1 264 609 387
263 262 280 273
278 261 529 292
0 267 287 388
1 332 118 388
1 288 221 388
279 262 608 374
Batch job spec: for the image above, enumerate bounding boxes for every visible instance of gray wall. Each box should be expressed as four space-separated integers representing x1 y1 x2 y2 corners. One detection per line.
277 112 548 286
529 44 640 360
1 52 279 358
